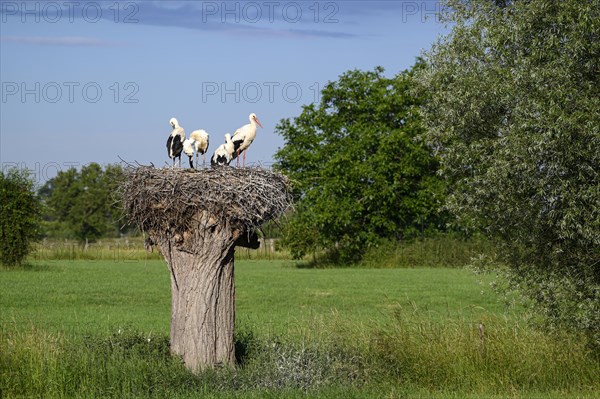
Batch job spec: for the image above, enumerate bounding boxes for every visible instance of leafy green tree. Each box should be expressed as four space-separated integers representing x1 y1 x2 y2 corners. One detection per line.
0 169 42 266
416 0 600 345
38 167 80 237
274 65 447 263
39 163 125 242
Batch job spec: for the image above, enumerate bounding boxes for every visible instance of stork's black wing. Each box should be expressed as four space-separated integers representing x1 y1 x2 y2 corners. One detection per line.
167 134 184 159
231 138 244 159
166 136 174 158
172 136 183 156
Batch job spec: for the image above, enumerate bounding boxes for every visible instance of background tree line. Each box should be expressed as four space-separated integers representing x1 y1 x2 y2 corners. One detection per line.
38 163 127 242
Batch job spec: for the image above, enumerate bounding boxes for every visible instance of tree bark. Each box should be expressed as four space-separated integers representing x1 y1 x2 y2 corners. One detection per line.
155 218 239 372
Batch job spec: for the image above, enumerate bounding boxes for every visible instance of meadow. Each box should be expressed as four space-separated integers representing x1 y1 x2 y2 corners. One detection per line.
1 257 598 398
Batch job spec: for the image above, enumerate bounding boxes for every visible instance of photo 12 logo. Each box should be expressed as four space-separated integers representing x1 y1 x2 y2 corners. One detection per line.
1 81 140 104
200 1 340 24
201 81 321 104
399 2 444 23
0 1 139 23
2 161 81 184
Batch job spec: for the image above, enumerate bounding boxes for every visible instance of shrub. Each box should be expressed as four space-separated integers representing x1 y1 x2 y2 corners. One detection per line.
0 169 41 267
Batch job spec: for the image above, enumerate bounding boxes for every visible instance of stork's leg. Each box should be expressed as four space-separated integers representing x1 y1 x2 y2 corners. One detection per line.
243 150 247 167
189 156 194 169
236 150 241 167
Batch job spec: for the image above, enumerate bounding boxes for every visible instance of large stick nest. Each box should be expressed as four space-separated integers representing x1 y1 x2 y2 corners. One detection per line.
121 166 293 237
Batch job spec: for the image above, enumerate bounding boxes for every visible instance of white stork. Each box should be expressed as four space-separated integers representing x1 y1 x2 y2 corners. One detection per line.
210 133 235 167
166 117 185 168
231 113 262 167
182 139 195 169
182 129 210 169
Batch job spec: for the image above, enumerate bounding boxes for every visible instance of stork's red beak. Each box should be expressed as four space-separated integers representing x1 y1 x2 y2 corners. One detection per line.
255 117 263 128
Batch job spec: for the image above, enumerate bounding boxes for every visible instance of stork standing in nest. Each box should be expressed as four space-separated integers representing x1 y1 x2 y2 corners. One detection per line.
211 133 235 167
183 129 210 169
167 118 185 168
231 113 262 167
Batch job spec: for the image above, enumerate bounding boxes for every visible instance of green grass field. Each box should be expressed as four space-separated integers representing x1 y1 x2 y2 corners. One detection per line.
1 260 598 398
1 259 506 333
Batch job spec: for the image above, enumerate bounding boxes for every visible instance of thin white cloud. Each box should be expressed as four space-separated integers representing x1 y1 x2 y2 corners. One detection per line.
127 2 358 39
0 1 360 40
1 36 123 47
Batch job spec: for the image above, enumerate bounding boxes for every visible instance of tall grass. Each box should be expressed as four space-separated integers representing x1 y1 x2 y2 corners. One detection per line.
2 317 598 398
31 237 290 262
1 326 201 398
2 260 598 398
359 236 494 268
31 237 162 262
0 324 367 398
31 235 493 267
371 309 600 394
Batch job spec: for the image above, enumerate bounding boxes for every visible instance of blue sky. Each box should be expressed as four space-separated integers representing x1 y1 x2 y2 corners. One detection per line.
0 0 448 183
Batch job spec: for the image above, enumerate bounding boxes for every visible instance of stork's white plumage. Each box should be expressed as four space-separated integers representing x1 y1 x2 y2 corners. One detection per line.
182 129 210 169
231 113 262 167
210 133 235 167
166 117 185 168
183 138 196 169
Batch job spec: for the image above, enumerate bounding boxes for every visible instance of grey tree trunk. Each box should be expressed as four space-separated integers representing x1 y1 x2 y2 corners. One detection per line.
122 166 291 372
155 218 240 372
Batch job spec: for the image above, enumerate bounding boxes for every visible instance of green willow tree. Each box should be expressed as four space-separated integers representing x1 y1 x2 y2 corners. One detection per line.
0 169 42 266
417 0 600 345
274 65 447 263
39 163 126 242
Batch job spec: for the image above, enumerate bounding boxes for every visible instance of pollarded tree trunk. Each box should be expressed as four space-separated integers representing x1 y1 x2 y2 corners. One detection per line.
121 166 291 372
154 217 243 372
